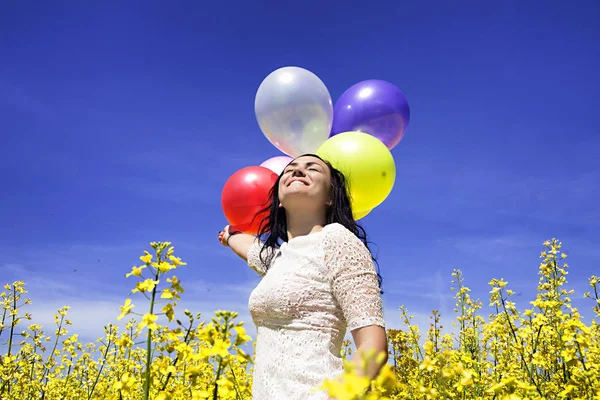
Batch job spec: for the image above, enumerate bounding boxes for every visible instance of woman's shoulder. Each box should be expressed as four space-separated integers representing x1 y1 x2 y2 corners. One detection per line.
321 223 372 265
322 223 362 244
323 222 349 233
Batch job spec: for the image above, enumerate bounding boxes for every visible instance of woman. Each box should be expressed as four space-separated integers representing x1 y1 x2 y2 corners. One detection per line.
218 154 387 399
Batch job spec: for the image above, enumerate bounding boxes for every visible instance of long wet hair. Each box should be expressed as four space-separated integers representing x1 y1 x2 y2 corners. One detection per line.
253 153 383 292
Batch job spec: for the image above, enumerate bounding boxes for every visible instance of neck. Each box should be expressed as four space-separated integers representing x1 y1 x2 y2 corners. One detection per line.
285 208 327 240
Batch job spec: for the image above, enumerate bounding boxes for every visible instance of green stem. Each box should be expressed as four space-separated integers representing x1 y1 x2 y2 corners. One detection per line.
212 358 223 400
78 361 86 393
500 294 543 397
574 340 594 398
62 356 73 398
399 307 423 361
7 284 17 357
229 364 243 399
143 271 160 400
160 320 193 392
0 380 8 396
87 328 113 400
0 306 7 338
26 344 38 400
4 284 18 395
40 312 66 399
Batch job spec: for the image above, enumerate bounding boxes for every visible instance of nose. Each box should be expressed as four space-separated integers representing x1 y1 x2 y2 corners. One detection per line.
291 168 306 177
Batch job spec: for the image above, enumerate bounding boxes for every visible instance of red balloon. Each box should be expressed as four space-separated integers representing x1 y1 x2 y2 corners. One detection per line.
221 166 278 234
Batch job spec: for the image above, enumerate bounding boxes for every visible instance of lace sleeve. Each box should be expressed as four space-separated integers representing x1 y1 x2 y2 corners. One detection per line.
324 224 385 331
246 241 274 276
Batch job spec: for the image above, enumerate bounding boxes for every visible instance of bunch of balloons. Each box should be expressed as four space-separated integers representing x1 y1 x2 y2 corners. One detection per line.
221 66 410 234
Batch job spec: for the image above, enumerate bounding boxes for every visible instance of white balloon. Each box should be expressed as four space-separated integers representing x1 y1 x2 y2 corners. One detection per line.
255 67 333 157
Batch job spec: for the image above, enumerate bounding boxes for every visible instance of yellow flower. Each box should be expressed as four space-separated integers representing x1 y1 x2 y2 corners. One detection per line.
169 255 186 266
192 390 211 399
3 237 600 400
162 303 175 322
58 306 70 316
140 251 152 264
139 313 159 330
216 377 234 397
153 261 174 273
460 369 474 386
168 276 184 293
156 391 173 400
117 298 134 321
211 338 231 358
113 372 134 391
234 326 252 346
125 265 145 278
132 279 159 293
236 348 252 363
420 356 436 372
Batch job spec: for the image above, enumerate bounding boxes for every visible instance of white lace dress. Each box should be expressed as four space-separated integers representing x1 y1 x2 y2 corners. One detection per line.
246 222 385 399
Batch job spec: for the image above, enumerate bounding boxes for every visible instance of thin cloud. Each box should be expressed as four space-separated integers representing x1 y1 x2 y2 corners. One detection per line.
1 262 111 298
105 175 223 205
102 140 264 205
0 81 53 117
0 296 255 349
184 278 259 299
383 270 454 315
382 305 460 342
3 266 463 350
385 159 600 229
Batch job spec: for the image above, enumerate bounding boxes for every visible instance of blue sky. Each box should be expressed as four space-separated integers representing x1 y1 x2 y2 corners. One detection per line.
1 1 599 343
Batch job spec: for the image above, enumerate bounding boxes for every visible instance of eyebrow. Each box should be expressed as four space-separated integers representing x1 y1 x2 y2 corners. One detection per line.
286 161 322 169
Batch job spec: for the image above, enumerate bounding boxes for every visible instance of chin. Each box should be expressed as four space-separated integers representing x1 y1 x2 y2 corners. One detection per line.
281 186 311 198
281 196 325 211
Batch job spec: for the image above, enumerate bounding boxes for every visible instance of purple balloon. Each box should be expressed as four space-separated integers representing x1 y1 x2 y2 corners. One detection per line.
331 80 410 150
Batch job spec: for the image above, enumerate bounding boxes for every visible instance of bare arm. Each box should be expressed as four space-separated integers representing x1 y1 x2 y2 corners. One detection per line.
218 225 258 261
350 325 388 379
325 326 388 400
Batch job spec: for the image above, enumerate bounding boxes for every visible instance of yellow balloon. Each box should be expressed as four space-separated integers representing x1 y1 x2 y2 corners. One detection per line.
317 131 396 213
353 208 372 220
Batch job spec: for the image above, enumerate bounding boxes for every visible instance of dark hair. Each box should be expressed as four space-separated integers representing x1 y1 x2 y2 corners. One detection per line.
254 153 383 293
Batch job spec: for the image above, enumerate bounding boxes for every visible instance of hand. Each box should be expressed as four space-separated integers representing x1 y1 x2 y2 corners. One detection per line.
217 225 231 246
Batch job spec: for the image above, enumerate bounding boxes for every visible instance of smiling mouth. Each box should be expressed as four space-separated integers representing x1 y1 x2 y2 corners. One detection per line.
287 179 309 186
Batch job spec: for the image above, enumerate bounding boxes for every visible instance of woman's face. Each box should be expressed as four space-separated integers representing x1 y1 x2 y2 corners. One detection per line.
278 155 332 211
